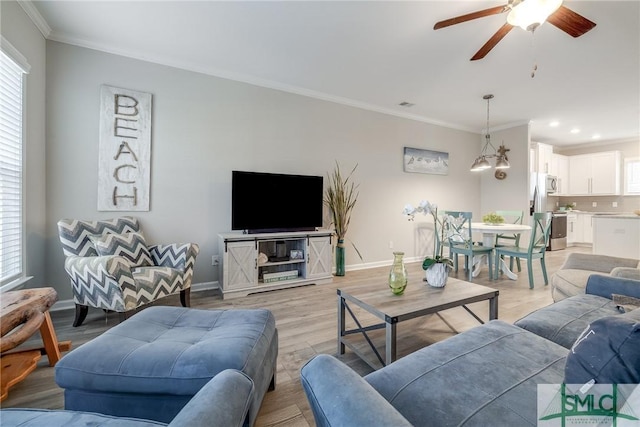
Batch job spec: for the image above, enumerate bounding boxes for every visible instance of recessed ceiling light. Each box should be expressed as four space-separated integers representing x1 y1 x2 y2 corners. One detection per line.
592 134 601 139
570 128 581 134
398 102 415 107
549 121 559 127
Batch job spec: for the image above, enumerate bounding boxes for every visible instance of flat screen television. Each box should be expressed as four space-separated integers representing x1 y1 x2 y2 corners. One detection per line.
232 171 324 233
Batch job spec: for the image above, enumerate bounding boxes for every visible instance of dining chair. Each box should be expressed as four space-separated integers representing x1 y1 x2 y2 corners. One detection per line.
494 210 525 272
443 211 494 281
493 212 552 289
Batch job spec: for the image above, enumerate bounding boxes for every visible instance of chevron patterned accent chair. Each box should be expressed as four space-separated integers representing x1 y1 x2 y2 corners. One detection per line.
57 217 200 327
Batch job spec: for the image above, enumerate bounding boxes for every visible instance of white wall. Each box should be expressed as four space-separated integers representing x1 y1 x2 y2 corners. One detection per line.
0 1 47 285
45 41 485 301
480 123 531 217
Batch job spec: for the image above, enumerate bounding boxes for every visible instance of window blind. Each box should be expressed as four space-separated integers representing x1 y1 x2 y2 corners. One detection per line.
625 158 640 195
0 50 25 286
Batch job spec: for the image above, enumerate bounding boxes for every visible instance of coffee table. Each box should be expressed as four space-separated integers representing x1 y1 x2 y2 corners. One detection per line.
337 278 498 369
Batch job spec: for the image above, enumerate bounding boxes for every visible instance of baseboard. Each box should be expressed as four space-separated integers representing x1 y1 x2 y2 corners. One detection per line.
50 281 220 312
50 258 423 311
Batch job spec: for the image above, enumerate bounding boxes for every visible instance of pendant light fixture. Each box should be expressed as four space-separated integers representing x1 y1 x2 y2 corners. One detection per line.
470 94 511 172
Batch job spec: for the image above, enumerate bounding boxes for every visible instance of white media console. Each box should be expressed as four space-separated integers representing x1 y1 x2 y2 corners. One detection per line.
218 230 334 299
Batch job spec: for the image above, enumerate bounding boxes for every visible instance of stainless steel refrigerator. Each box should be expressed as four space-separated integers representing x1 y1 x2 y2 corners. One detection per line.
529 172 549 215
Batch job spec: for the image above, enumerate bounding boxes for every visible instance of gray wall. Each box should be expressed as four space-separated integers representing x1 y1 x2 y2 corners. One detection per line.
45 41 485 302
0 1 47 286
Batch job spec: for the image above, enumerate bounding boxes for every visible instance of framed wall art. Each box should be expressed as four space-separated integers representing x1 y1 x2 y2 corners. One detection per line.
403 147 449 175
98 85 152 211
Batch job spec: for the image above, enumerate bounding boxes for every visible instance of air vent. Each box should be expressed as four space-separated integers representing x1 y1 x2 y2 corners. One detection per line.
398 102 415 107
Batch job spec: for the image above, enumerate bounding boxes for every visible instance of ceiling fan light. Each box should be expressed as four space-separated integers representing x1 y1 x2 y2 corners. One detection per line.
507 0 563 31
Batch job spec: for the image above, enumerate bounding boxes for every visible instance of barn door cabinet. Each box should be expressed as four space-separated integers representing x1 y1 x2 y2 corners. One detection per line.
219 230 333 299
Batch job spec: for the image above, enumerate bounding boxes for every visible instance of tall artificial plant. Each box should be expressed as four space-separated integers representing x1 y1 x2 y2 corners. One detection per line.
324 163 362 275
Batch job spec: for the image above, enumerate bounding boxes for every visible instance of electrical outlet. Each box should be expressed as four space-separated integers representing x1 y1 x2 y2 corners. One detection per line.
613 202 618 208
211 255 220 266
592 202 597 207
389 241 393 249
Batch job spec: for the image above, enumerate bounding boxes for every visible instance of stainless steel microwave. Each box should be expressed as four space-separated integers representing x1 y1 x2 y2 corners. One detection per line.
546 175 558 194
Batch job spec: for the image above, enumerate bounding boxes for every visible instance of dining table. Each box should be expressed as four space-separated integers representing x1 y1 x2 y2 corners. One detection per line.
467 222 532 280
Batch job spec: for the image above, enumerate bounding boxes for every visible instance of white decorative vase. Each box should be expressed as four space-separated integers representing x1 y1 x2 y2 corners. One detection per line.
425 263 449 288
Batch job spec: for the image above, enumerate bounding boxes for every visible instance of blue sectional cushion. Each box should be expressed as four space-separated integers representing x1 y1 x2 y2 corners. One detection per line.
365 320 567 426
514 294 621 349
565 309 640 386
55 306 276 396
0 409 166 426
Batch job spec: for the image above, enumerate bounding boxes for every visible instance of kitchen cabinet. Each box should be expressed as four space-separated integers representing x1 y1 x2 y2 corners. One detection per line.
567 213 578 244
593 215 640 259
568 151 621 195
567 213 593 245
533 142 554 174
551 153 569 195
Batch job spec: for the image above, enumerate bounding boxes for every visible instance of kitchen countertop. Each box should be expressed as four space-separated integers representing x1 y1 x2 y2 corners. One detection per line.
591 214 640 219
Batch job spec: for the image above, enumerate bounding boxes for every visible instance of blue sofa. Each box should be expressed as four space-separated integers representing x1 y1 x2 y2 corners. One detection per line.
301 275 640 426
1 369 253 427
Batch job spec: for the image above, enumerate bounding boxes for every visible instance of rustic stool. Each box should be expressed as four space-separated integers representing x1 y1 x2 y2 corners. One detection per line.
1 287 71 401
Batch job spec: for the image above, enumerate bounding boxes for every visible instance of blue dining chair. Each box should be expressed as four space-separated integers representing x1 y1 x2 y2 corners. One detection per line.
443 211 494 281
494 212 552 289
494 210 525 272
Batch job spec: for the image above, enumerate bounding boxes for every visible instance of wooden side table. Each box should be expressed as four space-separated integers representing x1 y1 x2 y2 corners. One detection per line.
0 287 71 401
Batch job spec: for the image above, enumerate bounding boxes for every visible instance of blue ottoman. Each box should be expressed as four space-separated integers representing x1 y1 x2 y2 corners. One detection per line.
55 306 278 427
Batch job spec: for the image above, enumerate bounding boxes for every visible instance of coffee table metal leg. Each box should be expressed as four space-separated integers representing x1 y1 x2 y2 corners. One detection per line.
337 293 345 355
385 318 397 365
489 294 499 320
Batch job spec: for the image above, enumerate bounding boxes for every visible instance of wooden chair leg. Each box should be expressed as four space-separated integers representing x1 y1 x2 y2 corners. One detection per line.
541 257 548 285
40 312 61 366
73 304 89 327
180 289 191 307
527 259 534 289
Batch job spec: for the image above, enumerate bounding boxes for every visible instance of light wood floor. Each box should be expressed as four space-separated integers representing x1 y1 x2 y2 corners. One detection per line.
1 247 589 426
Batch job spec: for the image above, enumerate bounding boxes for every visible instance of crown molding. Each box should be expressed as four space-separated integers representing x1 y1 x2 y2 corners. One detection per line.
17 0 51 38
46 31 478 135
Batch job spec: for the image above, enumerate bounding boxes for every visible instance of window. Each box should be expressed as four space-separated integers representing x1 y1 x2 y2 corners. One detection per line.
624 157 640 195
1 40 29 289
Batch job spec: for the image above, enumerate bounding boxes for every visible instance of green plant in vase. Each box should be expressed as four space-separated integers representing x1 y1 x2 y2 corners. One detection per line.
324 162 362 276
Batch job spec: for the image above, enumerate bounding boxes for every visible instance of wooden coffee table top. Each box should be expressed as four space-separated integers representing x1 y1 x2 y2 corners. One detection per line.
338 278 499 322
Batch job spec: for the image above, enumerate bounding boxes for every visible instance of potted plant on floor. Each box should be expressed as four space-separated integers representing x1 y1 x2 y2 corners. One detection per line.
324 162 361 276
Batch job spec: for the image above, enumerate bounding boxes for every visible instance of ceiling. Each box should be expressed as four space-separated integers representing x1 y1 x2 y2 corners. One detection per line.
26 1 640 147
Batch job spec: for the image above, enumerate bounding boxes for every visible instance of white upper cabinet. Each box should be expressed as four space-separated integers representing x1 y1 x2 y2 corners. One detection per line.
533 142 554 174
550 153 569 195
568 151 621 195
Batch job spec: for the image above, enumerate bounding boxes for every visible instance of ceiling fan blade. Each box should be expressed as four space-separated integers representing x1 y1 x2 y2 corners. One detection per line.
471 23 514 61
546 5 596 38
434 5 509 30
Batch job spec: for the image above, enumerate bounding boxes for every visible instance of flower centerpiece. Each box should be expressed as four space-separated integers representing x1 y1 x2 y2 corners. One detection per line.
482 212 505 225
403 200 455 287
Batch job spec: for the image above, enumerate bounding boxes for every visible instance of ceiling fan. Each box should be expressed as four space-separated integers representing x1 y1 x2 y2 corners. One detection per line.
434 0 596 61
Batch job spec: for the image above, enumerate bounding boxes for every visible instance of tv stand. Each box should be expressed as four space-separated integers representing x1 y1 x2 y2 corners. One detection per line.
218 230 333 299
